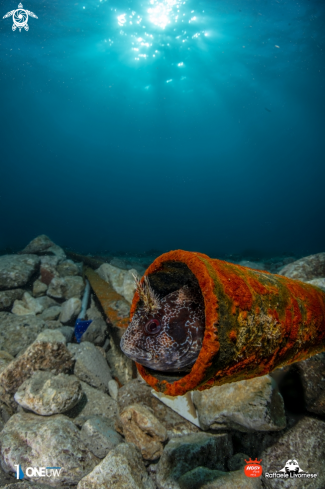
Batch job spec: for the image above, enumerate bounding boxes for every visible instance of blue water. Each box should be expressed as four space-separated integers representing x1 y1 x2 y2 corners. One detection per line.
1 0 324 257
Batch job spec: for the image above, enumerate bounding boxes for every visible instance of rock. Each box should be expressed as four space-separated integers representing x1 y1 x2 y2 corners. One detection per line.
22 292 44 314
32 279 48 297
295 353 325 415
0 340 74 398
59 326 74 342
119 403 168 460
0 351 13 375
46 277 65 298
239 260 266 271
34 296 58 310
109 299 131 318
43 319 62 329
81 301 108 346
118 380 200 439
228 453 249 471
108 379 119 400
20 235 54 254
306 277 325 291
156 433 233 489
279 252 325 281
80 416 123 458
96 264 139 304
106 338 134 386
1 482 54 489
47 276 85 300
35 328 67 344
40 263 59 285
68 342 112 392
0 289 24 311
57 260 80 277
40 305 62 321
77 442 155 489
60 298 82 324
261 417 325 488
178 467 262 489
47 244 66 263
193 375 286 432
0 314 46 357
11 302 34 316
0 255 40 290
65 381 118 427
123 269 140 303
14 371 83 415
40 255 59 267
0 412 99 485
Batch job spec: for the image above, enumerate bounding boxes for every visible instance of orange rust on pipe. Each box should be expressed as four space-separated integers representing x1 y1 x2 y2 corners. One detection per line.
84 267 129 329
131 250 325 396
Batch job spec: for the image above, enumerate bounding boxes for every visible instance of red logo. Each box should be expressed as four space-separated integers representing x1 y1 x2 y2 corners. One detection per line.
244 458 263 478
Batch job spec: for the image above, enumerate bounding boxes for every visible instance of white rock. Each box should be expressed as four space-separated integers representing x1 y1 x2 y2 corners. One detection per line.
11 301 34 316
14 371 83 415
306 277 325 292
23 292 44 314
80 417 123 458
123 269 139 303
35 329 67 344
60 298 82 324
108 379 119 400
32 279 48 297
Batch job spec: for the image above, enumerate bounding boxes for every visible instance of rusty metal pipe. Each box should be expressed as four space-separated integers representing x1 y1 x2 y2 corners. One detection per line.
131 250 325 396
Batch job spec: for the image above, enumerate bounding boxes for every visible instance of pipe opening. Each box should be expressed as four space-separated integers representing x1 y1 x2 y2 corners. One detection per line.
136 260 205 382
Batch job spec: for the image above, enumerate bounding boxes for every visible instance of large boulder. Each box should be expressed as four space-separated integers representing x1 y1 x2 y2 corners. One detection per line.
14 371 83 415
279 252 325 282
193 375 286 432
0 314 46 357
0 413 99 485
77 442 155 489
0 255 40 290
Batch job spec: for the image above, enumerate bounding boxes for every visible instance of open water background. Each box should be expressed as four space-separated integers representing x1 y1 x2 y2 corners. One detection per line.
1 0 324 258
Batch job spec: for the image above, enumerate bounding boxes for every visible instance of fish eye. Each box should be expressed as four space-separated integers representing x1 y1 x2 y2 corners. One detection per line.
144 319 161 335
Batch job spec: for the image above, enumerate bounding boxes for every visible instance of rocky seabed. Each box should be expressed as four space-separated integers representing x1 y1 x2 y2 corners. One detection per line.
0 235 325 489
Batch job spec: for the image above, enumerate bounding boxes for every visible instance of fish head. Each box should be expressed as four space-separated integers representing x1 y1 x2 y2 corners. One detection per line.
120 285 205 372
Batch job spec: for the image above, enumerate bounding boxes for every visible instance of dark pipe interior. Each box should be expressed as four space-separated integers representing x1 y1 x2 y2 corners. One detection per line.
139 261 205 383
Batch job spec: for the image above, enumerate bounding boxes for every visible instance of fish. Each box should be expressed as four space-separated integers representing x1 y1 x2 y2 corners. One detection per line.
120 275 205 372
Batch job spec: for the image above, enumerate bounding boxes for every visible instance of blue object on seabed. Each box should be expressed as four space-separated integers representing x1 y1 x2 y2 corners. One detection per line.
74 279 92 343
75 318 92 343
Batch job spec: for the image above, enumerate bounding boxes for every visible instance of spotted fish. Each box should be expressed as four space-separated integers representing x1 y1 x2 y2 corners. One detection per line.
120 276 205 372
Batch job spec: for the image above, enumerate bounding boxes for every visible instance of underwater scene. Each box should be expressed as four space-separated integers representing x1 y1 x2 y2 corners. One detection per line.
1 0 325 487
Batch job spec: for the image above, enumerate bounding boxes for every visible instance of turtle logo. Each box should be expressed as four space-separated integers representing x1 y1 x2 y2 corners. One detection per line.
3 3 38 32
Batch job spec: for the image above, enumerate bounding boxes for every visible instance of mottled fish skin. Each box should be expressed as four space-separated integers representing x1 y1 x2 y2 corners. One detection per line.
120 285 205 372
